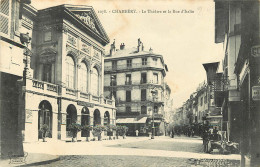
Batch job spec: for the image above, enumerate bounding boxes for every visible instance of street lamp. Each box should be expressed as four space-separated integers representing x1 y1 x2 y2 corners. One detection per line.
151 89 158 139
20 32 32 83
110 75 115 100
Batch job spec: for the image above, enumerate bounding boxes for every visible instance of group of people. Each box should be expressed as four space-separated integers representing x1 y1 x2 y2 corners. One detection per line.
202 127 220 153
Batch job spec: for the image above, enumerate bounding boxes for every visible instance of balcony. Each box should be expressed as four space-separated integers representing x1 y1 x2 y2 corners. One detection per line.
116 111 140 117
26 78 115 108
125 81 132 85
66 88 76 96
105 63 163 72
28 79 59 97
110 81 117 86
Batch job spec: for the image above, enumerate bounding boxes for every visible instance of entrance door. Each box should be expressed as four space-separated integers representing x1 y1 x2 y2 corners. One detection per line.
38 101 52 139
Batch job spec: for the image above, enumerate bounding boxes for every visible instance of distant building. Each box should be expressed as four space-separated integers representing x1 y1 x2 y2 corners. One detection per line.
104 39 168 136
196 82 209 124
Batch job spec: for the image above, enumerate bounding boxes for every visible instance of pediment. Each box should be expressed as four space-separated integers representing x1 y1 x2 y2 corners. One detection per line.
65 5 109 43
39 48 57 56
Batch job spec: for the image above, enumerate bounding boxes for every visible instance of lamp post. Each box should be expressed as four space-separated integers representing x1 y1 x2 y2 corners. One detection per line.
111 75 115 100
20 32 32 82
151 89 158 139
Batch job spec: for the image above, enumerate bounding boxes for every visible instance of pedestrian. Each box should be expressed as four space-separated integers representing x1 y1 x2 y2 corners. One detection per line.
171 129 174 138
213 127 218 140
135 129 139 137
202 130 209 153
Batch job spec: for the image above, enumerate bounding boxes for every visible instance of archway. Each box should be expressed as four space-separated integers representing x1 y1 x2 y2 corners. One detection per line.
66 104 77 137
93 109 101 126
81 107 90 137
38 100 52 139
104 111 110 125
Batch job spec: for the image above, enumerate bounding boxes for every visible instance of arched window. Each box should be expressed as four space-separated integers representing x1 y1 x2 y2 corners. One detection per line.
79 62 88 92
91 67 99 96
66 56 75 88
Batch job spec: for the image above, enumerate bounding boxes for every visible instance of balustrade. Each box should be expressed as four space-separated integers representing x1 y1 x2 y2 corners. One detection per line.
32 80 44 89
80 92 89 99
66 88 76 96
92 95 99 102
46 83 58 92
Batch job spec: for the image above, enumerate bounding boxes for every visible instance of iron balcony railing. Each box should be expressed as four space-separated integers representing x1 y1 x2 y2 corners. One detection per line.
105 63 164 71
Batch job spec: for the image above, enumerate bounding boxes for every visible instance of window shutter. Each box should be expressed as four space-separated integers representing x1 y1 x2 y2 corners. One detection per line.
0 0 10 35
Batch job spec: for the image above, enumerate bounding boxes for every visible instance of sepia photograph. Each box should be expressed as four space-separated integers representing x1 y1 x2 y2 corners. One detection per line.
0 0 259 166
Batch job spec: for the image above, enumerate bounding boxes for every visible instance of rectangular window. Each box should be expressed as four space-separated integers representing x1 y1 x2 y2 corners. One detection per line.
141 89 146 101
153 73 158 84
204 94 207 104
201 97 203 106
125 74 131 85
126 90 131 102
110 75 117 86
43 64 52 83
127 59 132 68
126 106 131 113
112 61 117 70
141 73 147 84
142 58 147 65
141 106 147 114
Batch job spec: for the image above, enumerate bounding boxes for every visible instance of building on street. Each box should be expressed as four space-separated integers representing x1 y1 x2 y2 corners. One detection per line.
214 0 260 166
104 39 169 136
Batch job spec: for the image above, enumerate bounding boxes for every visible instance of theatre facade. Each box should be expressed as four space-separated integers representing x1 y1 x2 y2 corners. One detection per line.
6 2 116 142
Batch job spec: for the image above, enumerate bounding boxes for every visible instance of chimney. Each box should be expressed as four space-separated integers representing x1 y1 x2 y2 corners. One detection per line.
149 47 153 52
120 43 125 50
109 39 116 56
137 38 143 52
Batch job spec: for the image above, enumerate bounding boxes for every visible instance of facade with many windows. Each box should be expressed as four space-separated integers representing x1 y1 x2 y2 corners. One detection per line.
0 0 116 152
104 39 168 136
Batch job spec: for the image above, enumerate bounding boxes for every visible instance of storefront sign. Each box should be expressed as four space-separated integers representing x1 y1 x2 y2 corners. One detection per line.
252 86 260 101
251 45 260 57
77 101 94 107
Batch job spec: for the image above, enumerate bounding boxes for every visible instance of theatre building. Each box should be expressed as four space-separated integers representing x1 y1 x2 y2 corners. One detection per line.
1 0 116 150
104 40 168 136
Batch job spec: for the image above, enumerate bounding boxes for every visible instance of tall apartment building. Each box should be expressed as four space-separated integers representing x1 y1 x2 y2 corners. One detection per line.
0 1 116 158
104 39 168 136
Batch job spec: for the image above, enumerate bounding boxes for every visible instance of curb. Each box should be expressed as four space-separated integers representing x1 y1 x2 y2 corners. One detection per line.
19 157 60 167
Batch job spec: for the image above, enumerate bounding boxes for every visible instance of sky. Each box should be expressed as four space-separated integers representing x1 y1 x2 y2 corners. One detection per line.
31 0 223 109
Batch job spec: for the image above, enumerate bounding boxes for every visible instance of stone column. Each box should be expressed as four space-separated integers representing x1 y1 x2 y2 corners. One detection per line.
60 113 67 141
77 113 81 140
89 109 94 139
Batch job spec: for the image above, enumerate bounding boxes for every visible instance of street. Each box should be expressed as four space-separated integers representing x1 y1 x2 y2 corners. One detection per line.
23 136 240 167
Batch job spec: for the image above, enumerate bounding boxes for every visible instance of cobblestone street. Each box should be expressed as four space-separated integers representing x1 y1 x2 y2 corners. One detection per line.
24 136 240 167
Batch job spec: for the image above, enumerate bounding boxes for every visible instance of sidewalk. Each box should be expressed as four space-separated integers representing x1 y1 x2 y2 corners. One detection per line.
0 153 59 167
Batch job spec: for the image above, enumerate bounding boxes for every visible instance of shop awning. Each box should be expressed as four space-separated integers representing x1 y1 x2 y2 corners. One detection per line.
207 115 223 119
151 120 162 123
116 117 147 124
